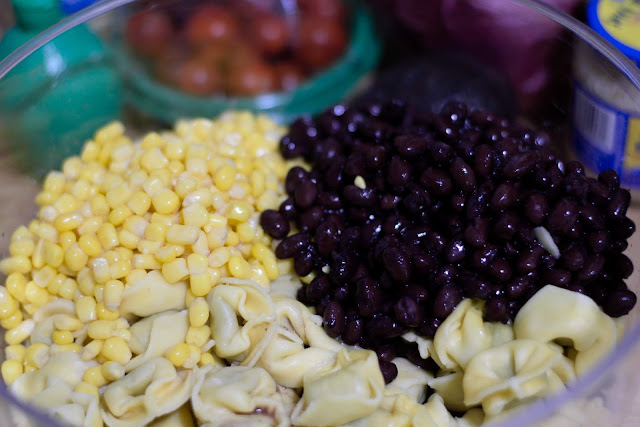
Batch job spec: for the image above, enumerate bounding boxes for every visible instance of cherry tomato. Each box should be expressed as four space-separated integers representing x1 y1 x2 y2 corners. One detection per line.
298 0 346 21
251 13 290 56
296 17 348 70
196 42 232 68
227 61 277 96
125 10 174 57
227 40 262 69
153 43 189 85
274 62 305 91
186 4 239 47
231 0 277 17
176 58 223 96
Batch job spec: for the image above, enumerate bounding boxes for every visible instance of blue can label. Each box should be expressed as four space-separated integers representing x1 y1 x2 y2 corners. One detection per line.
572 79 640 188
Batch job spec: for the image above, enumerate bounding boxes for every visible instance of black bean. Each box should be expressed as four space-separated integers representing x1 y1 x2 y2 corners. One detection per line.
363 144 387 169
306 274 332 301
580 204 606 230
450 158 476 192
280 135 308 158
561 245 586 271
330 250 358 283
504 151 538 178
604 290 637 317
506 276 531 299
587 231 610 254
298 206 324 233
394 296 424 327
317 192 342 209
343 185 377 208
323 302 346 338
445 238 466 263
297 285 312 305
429 141 454 166
314 139 342 168
279 197 297 221
494 138 519 161
420 168 453 196
324 160 344 190
516 247 544 273
567 283 587 295
491 182 517 211
275 233 309 259
369 315 403 339
342 319 363 345
434 264 457 285
548 198 579 233
315 221 340 256
612 239 629 252
489 257 512 282
387 156 412 187
344 153 366 179
611 254 634 279
588 180 610 206
484 296 508 323
565 160 585 175
543 269 571 287
473 144 494 178
562 174 589 201
402 284 429 304
285 166 308 195
259 210 290 239
383 247 411 281
356 278 382 317
379 360 399 384
380 194 400 211
494 211 519 240
294 250 315 277
417 317 442 339
450 194 466 212
294 180 318 209
607 188 631 219
394 135 428 158
523 193 549 225
471 244 499 271
433 284 463 318
460 275 492 299
376 344 397 363
333 285 350 301
598 169 620 188
577 254 605 281
613 216 636 239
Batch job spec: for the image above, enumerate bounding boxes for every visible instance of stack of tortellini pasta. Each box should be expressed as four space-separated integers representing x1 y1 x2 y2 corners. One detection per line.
8 278 624 427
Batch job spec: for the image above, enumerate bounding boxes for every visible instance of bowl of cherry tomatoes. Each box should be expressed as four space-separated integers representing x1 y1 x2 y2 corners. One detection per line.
115 0 381 123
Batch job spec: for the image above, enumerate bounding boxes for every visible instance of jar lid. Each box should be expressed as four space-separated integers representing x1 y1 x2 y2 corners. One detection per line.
60 0 99 15
587 0 640 66
11 0 62 31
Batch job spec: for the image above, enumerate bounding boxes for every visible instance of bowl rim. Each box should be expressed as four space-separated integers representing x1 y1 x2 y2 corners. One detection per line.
1 1 640 426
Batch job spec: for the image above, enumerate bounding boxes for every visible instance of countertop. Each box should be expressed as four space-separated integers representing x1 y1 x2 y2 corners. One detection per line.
0 146 639 426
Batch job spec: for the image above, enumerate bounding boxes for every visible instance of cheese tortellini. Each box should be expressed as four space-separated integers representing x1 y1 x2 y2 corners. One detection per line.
514 285 619 375
119 271 187 318
101 358 194 427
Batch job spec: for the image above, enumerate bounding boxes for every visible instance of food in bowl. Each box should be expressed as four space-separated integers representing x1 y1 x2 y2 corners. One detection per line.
124 0 349 97
0 104 635 426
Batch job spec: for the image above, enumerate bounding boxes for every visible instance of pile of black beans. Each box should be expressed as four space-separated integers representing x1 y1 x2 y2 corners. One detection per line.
259 100 637 383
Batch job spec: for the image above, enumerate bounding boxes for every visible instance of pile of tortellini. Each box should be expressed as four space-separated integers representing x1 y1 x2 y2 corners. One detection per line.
8 277 624 427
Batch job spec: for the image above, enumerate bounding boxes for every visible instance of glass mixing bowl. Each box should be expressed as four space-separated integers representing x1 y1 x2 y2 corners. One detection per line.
0 0 639 426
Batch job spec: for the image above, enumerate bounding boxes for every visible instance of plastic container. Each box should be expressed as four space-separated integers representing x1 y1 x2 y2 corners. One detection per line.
572 0 640 192
0 0 122 178
113 0 381 124
0 1 639 426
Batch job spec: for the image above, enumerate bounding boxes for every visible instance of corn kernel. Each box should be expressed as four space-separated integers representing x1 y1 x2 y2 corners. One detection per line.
187 253 208 275
151 188 180 215
145 223 166 242
213 164 236 191
104 280 124 311
206 227 228 250
47 274 66 296
225 231 240 247
190 273 212 297
54 211 83 232
228 256 251 279
5 273 28 303
109 205 133 226
118 230 139 250
58 230 77 250
225 202 252 224
83 365 107 387
96 302 119 321
0 256 32 275
161 258 189 284
58 278 78 300
43 171 66 193
166 343 190 367
127 191 152 216
236 223 256 243
78 216 103 235
42 241 64 268
126 269 148 285
92 257 111 284
65 243 88 272
53 314 83 331
78 233 102 257
189 297 209 327
101 361 125 381
183 188 213 208
109 260 132 280
97 223 119 250
53 193 80 214
9 238 35 258
24 343 49 368
102 337 132 365
75 382 99 398
52 330 74 345
132 254 161 270
155 246 177 264
186 325 211 348
166 224 199 245
1 311 23 329
2 360 24 384
25 281 49 307
5 320 35 345
94 284 104 302
81 339 104 361
198 352 216 367
175 176 198 198
90 194 110 216
5 344 26 362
